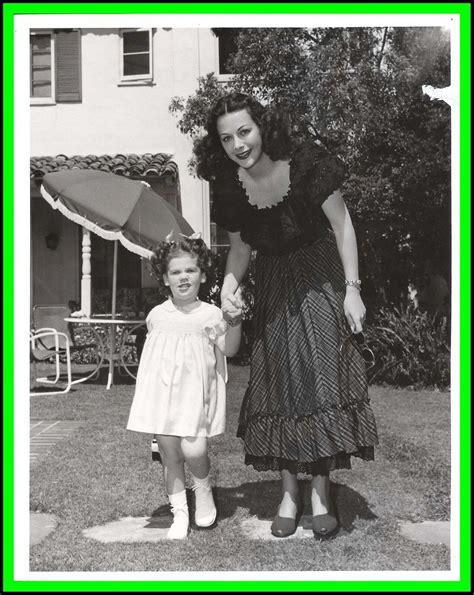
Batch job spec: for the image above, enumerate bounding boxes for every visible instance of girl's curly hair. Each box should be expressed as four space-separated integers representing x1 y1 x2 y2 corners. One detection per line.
194 92 294 181
148 236 215 299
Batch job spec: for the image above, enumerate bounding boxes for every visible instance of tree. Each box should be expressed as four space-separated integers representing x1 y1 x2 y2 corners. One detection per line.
169 27 451 316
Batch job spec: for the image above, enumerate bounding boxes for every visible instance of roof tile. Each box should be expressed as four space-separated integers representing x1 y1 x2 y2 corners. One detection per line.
30 153 178 180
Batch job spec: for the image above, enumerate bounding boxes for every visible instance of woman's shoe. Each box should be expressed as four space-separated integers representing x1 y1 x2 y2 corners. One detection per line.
271 512 298 538
271 497 302 538
312 499 339 539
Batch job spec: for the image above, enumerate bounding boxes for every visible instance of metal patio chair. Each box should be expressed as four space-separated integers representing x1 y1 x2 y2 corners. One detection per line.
30 328 72 396
31 305 105 388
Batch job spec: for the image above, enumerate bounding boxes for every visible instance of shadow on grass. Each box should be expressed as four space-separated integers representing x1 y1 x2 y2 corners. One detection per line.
144 479 378 534
30 363 139 393
217 480 377 532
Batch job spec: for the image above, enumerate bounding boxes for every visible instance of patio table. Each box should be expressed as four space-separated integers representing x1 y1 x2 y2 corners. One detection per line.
65 317 146 390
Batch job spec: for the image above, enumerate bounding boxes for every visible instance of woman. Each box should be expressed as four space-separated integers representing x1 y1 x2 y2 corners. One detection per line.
194 92 378 539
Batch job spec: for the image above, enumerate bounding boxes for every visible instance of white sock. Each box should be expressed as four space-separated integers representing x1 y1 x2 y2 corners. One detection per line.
191 473 217 527
167 490 189 539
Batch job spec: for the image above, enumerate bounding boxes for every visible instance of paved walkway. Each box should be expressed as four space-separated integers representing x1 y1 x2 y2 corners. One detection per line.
30 420 82 466
30 420 83 545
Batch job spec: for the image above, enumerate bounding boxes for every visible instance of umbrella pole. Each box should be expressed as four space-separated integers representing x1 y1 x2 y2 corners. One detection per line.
112 240 118 318
107 241 118 390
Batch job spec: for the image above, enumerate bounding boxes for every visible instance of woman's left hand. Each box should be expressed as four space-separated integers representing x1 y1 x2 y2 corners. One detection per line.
344 288 366 334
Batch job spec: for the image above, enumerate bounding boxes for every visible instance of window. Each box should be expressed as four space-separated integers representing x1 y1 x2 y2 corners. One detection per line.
212 28 242 80
91 235 141 290
30 31 55 102
30 29 82 104
120 29 153 82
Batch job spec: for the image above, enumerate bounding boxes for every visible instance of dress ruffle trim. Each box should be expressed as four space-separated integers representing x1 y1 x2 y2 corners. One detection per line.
243 448 375 475
237 399 378 474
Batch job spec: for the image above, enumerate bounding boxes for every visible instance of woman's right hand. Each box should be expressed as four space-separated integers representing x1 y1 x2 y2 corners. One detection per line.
221 293 243 326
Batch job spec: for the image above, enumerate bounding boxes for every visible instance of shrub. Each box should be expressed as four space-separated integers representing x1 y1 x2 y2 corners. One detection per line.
364 304 450 389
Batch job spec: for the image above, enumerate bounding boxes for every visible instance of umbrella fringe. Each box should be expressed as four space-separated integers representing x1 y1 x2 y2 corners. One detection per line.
119 235 154 260
41 185 155 260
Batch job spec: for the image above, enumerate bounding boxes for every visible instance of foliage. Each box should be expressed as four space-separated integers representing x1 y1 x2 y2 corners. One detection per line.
364 304 450 389
70 324 142 365
169 26 451 316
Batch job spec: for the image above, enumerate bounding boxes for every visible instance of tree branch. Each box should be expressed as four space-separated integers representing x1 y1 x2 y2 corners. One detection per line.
302 30 319 45
377 27 389 69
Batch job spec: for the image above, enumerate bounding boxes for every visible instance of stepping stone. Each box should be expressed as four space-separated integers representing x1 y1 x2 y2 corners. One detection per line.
399 520 450 546
30 512 58 545
83 515 174 543
241 514 315 540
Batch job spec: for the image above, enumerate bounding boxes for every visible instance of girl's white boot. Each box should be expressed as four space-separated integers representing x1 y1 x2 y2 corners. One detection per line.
167 490 189 539
191 473 216 527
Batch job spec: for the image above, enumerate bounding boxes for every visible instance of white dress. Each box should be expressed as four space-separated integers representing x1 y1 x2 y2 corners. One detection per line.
127 299 228 437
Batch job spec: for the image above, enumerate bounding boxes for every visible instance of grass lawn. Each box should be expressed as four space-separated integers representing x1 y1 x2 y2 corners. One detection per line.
29 364 451 572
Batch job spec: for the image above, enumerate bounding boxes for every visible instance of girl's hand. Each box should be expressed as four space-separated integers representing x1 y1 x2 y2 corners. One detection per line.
222 294 243 326
344 288 366 334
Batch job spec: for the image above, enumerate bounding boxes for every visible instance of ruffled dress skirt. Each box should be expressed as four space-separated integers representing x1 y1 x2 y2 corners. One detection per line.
237 234 379 475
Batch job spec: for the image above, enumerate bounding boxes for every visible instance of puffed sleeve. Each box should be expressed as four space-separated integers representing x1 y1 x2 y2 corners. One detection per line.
145 310 153 333
294 142 347 207
204 319 228 344
210 169 247 233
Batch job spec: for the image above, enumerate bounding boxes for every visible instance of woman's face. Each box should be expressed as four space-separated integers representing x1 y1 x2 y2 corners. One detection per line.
216 109 263 170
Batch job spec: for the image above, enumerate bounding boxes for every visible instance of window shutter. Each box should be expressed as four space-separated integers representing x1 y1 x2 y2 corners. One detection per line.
55 30 82 102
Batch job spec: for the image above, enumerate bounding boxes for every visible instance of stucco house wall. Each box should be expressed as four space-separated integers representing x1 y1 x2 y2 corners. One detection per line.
30 27 220 312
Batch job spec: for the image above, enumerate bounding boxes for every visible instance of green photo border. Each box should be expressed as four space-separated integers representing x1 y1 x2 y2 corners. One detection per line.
3 2 471 592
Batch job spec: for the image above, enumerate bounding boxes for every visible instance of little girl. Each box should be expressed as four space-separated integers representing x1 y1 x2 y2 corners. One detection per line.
127 234 242 539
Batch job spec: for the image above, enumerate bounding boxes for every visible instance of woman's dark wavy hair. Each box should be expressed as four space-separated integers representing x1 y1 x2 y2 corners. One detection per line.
148 236 215 299
194 92 294 181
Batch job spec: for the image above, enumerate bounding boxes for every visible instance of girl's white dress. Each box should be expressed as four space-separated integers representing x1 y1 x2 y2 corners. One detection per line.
127 299 228 437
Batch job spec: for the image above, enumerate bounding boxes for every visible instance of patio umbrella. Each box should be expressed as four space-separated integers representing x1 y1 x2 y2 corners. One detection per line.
40 168 195 317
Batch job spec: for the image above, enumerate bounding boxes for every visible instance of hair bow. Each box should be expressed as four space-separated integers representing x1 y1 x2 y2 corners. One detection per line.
164 230 202 245
180 232 202 240
164 231 175 244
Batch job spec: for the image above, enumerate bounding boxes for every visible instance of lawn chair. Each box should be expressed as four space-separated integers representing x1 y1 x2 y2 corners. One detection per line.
30 328 72 395
31 305 104 388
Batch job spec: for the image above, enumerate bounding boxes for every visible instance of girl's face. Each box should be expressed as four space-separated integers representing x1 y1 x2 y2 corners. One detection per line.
163 253 206 306
216 109 263 170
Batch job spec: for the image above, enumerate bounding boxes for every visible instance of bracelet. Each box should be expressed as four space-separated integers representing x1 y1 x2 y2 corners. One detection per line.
345 279 362 290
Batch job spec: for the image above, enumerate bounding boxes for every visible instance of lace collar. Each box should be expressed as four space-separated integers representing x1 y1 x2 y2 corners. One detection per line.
236 157 293 211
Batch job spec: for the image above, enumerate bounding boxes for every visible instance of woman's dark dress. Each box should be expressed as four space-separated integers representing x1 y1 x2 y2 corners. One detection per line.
211 143 379 475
